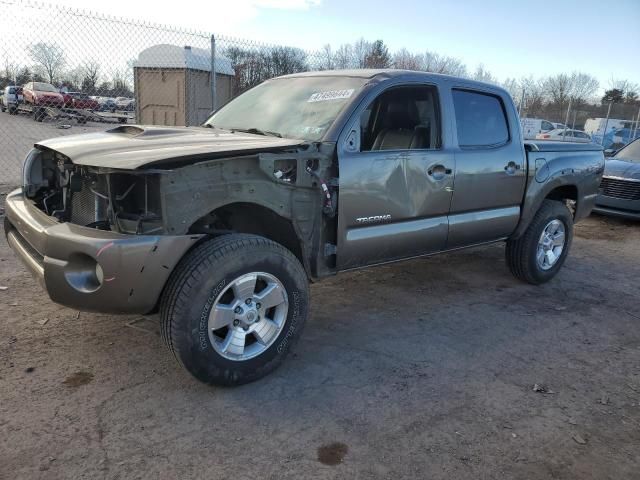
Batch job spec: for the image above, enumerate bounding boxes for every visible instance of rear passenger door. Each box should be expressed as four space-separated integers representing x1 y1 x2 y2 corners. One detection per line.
447 88 526 248
336 84 455 269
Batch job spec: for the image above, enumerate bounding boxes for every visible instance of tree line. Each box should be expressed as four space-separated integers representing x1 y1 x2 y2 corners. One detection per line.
1 39 637 126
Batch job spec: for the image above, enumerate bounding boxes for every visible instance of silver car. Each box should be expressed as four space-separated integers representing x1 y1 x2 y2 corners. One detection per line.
536 129 592 143
594 138 640 219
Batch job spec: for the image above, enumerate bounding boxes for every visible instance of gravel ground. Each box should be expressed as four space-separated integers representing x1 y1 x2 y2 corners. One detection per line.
1 185 639 479
0 112 117 185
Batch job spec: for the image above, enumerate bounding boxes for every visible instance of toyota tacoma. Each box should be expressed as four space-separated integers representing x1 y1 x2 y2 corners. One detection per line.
4 70 605 385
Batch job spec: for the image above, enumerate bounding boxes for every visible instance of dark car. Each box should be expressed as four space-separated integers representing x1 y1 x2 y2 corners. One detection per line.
593 138 640 219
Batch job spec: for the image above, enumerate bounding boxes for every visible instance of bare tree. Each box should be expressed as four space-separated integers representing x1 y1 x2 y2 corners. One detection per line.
472 64 496 84
543 73 572 105
319 44 334 70
519 76 546 117
27 42 66 84
422 51 467 76
569 72 599 104
333 44 353 70
352 38 371 69
3 57 20 84
81 59 101 92
393 48 422 70
501 77 520 102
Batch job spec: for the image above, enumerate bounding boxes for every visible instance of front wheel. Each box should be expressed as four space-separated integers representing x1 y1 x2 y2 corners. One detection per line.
160 234 310 386
506 199 573 285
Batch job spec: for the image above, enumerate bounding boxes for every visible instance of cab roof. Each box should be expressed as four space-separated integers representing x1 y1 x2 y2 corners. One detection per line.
277 69 508 95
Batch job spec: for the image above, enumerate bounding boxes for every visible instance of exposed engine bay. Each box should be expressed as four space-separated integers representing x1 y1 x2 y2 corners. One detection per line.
23 148 164 235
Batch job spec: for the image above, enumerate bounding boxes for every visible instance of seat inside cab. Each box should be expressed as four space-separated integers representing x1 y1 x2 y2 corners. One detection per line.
360 86 440 151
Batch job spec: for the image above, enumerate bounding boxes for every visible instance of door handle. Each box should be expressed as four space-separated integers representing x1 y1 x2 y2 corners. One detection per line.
504 161 521 175
427 164 452 179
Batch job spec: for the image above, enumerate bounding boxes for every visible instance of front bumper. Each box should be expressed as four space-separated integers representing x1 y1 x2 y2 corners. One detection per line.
593 194 640 220
4 189 203 314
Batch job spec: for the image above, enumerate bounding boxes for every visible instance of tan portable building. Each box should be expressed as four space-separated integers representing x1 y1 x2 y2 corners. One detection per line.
133 44 234 126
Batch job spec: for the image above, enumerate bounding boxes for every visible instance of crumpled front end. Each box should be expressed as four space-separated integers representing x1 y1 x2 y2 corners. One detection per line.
4 147 203 313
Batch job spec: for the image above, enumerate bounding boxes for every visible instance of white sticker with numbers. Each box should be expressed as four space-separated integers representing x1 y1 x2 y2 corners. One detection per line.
307 89 354 103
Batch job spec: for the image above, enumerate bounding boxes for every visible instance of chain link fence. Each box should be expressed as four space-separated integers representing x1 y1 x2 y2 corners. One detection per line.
1 0 639 186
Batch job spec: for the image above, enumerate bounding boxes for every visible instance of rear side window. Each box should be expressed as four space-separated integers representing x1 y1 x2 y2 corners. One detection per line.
452 89 509 147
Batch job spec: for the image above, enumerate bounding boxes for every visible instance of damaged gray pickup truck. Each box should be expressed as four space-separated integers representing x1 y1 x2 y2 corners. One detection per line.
5 70 604 385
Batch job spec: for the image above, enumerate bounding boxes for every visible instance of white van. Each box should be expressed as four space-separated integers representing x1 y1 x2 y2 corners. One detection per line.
1 85 23 113
520 118 556 139
583 118 627 137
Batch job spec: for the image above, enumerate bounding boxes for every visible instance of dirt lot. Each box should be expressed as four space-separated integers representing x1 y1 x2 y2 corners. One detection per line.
1 185 639 479
0 112 115 185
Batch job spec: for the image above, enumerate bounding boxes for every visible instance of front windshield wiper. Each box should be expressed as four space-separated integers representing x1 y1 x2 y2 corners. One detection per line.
230 127 282 138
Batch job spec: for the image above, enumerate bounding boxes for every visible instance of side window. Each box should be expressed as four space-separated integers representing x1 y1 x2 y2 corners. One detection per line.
541 121 554 131
452 89 509 147
360 86 441 152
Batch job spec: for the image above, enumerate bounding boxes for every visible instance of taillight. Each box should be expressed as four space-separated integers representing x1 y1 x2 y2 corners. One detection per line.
542 134 550 138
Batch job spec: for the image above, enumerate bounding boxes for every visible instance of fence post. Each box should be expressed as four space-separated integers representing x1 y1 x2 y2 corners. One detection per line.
518 87 525 116
562 97 572 141
601 101 612 146
211 34 217 112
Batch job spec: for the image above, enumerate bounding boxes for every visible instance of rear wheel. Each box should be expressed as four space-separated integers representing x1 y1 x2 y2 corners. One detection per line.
160 234 309 386
506 199 573 285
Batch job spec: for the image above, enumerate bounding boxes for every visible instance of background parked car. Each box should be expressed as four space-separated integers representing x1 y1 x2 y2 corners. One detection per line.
536 129 592 142
91 96 117 112
64 92 99 110
22 82 64 108
1 86 23 113
594 138 640 219
115 96 135 111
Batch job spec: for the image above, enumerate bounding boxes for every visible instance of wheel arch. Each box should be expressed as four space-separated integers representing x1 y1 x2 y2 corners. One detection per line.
187 201 308 272
511 178 580 239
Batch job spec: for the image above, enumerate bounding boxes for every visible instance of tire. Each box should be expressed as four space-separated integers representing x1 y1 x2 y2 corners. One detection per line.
160 234 310 386
506 199 573 285
1 105 5 112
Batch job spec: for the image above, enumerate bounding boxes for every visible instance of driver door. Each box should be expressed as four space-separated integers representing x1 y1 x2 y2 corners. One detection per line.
336 84 454 269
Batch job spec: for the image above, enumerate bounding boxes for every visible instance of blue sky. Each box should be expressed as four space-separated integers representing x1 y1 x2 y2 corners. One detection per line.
40 0 640 90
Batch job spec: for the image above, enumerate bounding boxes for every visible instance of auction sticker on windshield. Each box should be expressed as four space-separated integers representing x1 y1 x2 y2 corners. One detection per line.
307 89 355 102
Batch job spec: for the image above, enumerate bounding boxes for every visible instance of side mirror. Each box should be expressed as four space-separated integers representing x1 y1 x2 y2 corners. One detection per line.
604 149 616 157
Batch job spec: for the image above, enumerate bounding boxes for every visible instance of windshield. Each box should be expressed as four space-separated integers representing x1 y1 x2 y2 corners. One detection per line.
32 82 58 93
614 138 640 163
205 76 368 141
